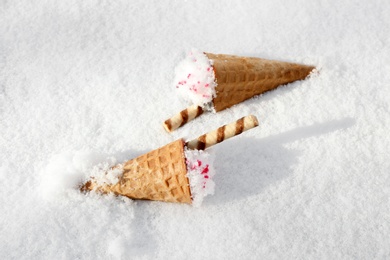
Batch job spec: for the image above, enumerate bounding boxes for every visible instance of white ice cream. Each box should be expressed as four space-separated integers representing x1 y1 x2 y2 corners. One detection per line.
174 49 217 109
184 148 216 207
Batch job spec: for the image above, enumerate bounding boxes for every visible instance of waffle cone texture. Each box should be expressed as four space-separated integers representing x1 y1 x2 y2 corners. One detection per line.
205 53 315 111
82 139 192 203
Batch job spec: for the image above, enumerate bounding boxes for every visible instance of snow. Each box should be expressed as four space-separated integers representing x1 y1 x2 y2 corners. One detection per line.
1 0 390 259
40 151 123 199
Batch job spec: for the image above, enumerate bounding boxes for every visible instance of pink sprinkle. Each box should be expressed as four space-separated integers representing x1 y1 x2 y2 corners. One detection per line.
205 83 209 87
201 165 209 174
202 94 210 98
204 175 209 179
197 81 200 84
187 74 191 79
207 67 211 71
189 160 203 170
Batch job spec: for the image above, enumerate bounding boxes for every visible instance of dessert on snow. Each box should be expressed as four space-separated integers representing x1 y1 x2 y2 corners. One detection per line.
82 115 258 206
164 49 315 132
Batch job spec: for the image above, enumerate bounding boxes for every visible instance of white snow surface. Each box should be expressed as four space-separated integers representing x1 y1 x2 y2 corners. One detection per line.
39 151 123 199
1 0 390 259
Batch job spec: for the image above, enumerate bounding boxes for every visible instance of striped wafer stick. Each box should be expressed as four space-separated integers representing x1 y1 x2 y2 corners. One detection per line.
186 115 259 150
163 105 204 132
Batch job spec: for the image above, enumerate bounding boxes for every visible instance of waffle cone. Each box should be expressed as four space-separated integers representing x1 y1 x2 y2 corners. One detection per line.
82 139 192 203
205 53 315 112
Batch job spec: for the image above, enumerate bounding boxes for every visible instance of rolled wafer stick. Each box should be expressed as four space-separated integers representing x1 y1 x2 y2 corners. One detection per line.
163 105 204 132
186 115 259 150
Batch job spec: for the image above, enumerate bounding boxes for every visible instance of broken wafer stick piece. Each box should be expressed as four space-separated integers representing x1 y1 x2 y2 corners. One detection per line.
186 115 259 150
163 105 204 132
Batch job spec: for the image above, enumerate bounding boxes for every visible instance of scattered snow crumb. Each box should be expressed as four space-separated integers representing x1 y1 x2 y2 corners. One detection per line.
184 148 216 207
174 49 217 109
89 162 123 188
